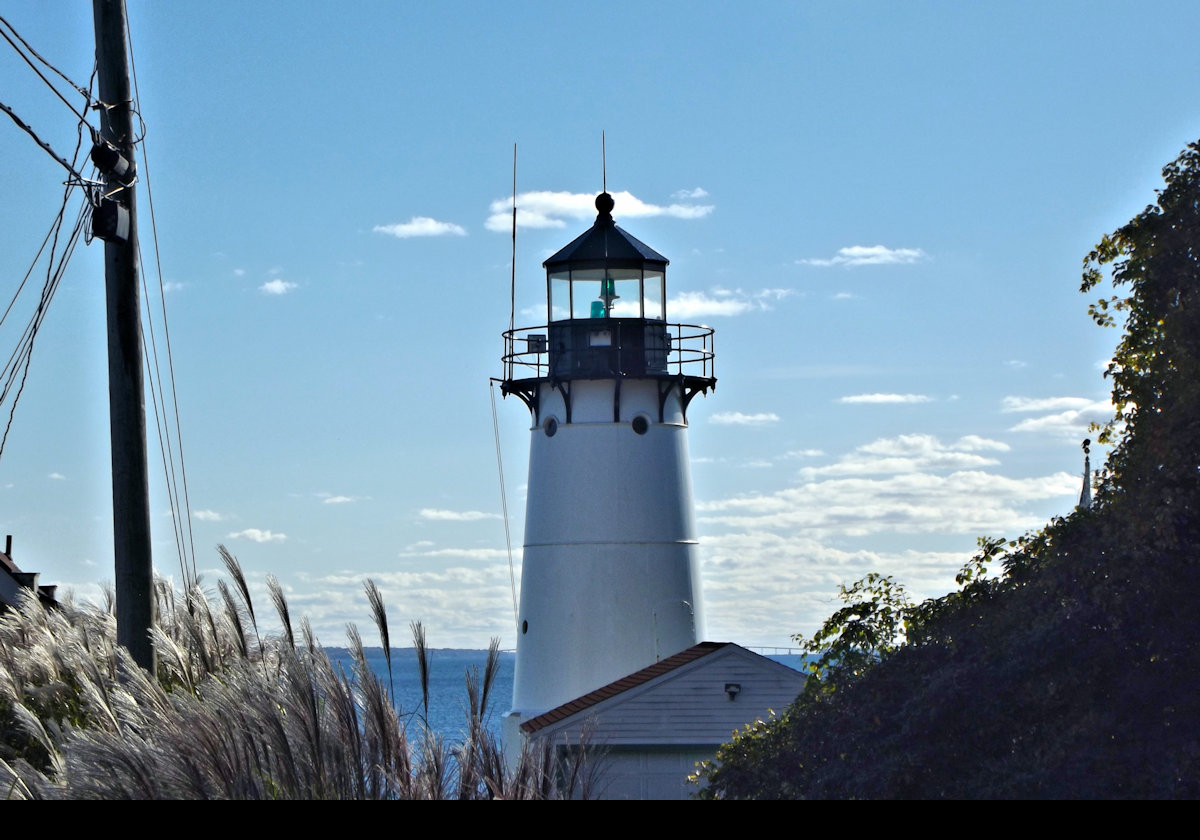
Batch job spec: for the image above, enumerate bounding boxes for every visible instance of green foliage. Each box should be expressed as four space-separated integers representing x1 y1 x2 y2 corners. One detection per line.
691 714 794 800
698 140 1200 799
791 573 911 697
1081 141 1200 525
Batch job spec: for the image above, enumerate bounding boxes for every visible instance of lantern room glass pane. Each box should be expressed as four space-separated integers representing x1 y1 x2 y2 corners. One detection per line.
644 269 665 320
571 268 602 319
549 271 571 322
609 277 641 317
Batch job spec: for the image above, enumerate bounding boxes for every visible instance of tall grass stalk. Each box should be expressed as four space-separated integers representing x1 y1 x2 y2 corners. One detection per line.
364 579 393 701
0 546 589 799
411 620 430 724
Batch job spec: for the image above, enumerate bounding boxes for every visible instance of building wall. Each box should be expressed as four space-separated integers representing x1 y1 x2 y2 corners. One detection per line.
512 377 705 715
530 647 806 799
584 746 714 800
538 648 805 746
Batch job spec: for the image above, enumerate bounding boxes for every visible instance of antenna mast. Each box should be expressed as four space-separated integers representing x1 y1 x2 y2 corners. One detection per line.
509 143 516 335
602 130 607 193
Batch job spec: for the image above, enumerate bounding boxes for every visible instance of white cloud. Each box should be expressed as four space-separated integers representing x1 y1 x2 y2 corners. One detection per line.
315 491 366 505
373 217 467 239
398 547 512 560
711 411 781 426
485 189 713 232
832 292 856 300
799 245 926 267
954 434 1011 452
193 509 225 521
232 268 245 277
1002 396 1112 438
697 532 998 646
48 472 66 480
259 279 297 295
228 528 287 543
1001 396 1095 413
1009 407 1112 436
667 287 794 319
698 468 1076 538
839 393 932 405
783 449 825 458
1004 359 1028 369
795 434 1009 479
266 429 1058 646
286 562 518 648
672 187 709 200
151 424 1088 649
668 291 753 318
419 508 502 522
162 281 187 293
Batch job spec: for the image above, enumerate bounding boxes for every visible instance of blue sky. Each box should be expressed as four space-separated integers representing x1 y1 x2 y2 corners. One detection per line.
2 2 1198 648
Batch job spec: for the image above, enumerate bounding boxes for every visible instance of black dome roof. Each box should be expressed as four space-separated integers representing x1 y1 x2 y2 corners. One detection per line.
543 193 668 273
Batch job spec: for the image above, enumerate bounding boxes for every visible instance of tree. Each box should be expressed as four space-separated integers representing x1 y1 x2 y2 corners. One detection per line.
1082 141 1200 542
792 572 911 698
696 140 1200 799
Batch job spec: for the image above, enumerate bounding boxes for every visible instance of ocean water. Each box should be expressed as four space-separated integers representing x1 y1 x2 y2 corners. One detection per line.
326 647 516 743
327 648 807 744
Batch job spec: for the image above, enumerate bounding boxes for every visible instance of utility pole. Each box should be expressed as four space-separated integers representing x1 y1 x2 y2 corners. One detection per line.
93 0 155 673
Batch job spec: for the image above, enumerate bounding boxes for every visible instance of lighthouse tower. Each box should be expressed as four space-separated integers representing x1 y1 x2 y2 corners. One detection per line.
500 192 716 738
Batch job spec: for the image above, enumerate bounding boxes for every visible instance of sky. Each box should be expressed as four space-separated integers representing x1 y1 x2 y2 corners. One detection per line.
1 1 1198 651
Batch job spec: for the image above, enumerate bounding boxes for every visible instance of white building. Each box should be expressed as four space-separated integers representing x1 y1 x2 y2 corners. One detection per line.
521 642 806 800
500 192 716 736
498 193 804 796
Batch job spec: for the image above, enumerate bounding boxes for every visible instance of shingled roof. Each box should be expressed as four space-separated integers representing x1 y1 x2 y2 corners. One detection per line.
520 641 730 734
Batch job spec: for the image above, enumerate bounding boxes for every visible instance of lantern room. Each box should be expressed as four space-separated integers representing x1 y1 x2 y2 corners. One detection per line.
501 192 716 410
545 193 666 323
543 192 668 379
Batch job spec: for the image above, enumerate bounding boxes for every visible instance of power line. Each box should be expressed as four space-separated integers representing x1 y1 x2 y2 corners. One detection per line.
0 21 91 124
0 98 89 181
0 106 92 464
127 16 197 588
0 197 86 464
0 14 91 106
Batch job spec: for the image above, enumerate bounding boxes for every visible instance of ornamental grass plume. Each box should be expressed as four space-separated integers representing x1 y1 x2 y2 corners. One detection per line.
0 546 584 799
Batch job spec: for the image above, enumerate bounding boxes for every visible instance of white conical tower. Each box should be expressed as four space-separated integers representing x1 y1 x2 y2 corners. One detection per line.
500 192 716 742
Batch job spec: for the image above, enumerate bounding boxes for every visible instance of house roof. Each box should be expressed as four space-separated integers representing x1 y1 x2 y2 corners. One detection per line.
0 541 58 609
0 550 20 575
521 642 731 734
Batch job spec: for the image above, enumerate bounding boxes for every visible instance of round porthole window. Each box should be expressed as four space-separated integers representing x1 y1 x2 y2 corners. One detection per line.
632 415 649 435
543 416 558 437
